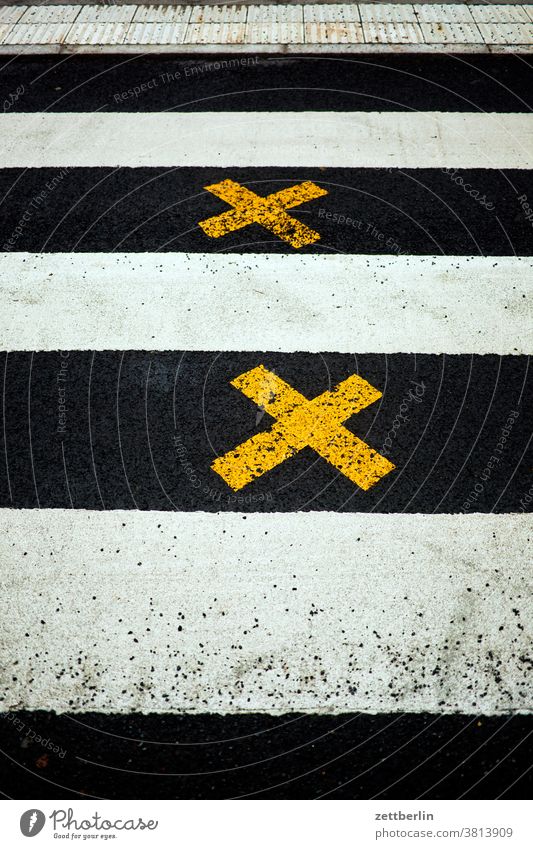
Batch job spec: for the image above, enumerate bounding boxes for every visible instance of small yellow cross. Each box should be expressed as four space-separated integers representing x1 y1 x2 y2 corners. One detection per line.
199 179 328 248
211 365 395 491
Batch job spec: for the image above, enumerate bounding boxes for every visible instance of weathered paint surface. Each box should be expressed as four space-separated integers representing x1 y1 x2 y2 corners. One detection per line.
1 112 532 168
0 510 531 715
199 179 328 247
1 253 531 353
212 365 394 490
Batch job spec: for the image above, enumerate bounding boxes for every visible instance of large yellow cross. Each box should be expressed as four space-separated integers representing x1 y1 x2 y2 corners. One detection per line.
198 179 328 248
211 365 395 491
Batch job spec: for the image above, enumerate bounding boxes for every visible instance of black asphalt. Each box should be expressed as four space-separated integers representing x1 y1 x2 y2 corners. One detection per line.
2 167 532 255
0 711 531 800
1 55 532 113
1 351 530 512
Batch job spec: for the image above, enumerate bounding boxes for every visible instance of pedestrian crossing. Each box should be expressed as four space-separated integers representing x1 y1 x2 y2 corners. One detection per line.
0 51 531 799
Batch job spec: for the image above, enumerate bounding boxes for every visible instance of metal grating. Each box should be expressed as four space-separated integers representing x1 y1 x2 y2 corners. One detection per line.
4 22 72 43
362 21 424 42
186 21 246 43
247 5 303 23
414 4 475 23
305 21 363 42
469 5 531 24
19 5 81 24
65 21 129 44
0 4 531 49
124 21 188 44
303 4 360 23
0 6 27 24
245 21 304 42
359 3 417 23
189 5 248 24
475 21 533 43
419 22 483 42
132 5 192 24
75 5 138 24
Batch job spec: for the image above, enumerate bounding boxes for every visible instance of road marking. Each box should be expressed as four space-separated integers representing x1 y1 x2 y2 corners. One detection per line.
1 253 531 353
1 112 532 168
199 179 327 248
1 352 529 513
212 365 395 490
1 510 530 714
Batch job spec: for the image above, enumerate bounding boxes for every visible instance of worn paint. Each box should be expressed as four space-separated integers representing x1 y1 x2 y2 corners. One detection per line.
2 112 532 168
0 510 531 715
199 179 327 247
1 253 530 353
212 365 394 490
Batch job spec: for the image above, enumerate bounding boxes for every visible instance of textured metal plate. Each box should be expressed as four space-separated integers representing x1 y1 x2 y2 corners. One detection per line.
19 5 81 24
4 22 72 44
0 6 27 25
420 22 484 42
247 5 303 24
132 5 192 24
190 5 247 24
65 22 129 44
245 21 304 42
414 4 475 23
304 21 363 42
75 5 138 24
186 22 246 43
359 3 417 23
470 5 531 24
1 3 533 50
303 4 360 23
362 21 424 42
123 21 188 44
476 22 533 43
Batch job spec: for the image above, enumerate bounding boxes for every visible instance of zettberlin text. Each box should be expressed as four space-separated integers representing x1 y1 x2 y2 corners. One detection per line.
375 811 434 821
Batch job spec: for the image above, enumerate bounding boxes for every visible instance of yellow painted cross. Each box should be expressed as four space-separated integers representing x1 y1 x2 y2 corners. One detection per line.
198 179 328 248
211 365 395 491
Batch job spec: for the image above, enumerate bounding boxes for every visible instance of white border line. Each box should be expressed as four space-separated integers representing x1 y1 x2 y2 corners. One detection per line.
1 253 531 354
2 111 532 168
1 509 531 715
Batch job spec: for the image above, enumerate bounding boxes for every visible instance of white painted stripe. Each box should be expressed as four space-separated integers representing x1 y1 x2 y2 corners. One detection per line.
1 112 532 169
1 253 531 354
0 510 530 715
